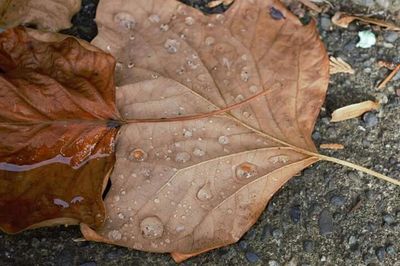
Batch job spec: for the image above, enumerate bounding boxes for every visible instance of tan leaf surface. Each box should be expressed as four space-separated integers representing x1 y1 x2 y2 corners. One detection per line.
81 0 329 260
0 0 81 31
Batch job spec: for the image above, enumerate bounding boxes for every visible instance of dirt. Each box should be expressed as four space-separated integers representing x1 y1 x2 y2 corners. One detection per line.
1 0 399 265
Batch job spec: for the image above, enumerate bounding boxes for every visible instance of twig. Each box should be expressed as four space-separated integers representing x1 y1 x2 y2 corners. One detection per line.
377 64 400 89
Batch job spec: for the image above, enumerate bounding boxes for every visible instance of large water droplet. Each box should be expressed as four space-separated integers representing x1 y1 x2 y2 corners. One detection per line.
175 152 191 163
108 230 122 240
218 135 230 145
53 198 69 208
235 162 258 180
196 182 213 201
70 196 84 204
160 24 169 31
140 216 164 239
118 212 125 219
269 155 289 164
129 148 147 161
164 39 180 54
114 12 136 30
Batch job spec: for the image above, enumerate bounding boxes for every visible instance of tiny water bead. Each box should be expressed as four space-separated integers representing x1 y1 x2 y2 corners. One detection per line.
160 24 169 31
164 39 180 54
218 135 230 145
185 16 195 25
175 152 191 163
241 67 250 82
114 12 136 30
148 14 160 23
193 148 205 157
108 229 122 241
196 182 213 201
128 148 147 161
70 196 84 204
205 36 215 46
268 155 289 164
235 162 258 180
140 216 164 239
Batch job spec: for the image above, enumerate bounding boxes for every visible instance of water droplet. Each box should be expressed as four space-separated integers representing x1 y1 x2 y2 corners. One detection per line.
235 162 258 180
227 208 233 214
269 155 289 164
165 238 171 243
241 67 250 82
175 225 185 232
243 111 251 118
128 62 135 68
218 135 230 145
235 94 244 103
154 198 160 204
193 148 205 157
128 148 147 161
148 14 160 23
53 198 69 208
118 213 125 219
70 196 84 204
249 85 258 93
183 129 192 138
185 16 195 25
108 230 122 240
175 152 191 163
140 216 164 239
164 39 180 54
160 24 169 31
114 195 120 202
114 12 136 30
197 182 213 201
205 36 215 46
129 34 135 40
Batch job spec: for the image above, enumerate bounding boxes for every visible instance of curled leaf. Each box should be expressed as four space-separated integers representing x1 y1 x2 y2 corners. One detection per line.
330 101 380 122
0 27 120 233
0 0 81 31
81 0 329 261
329 56 354 75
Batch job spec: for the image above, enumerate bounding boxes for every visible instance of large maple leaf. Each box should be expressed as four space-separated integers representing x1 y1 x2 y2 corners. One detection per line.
80 0 330 261
0 27 120 233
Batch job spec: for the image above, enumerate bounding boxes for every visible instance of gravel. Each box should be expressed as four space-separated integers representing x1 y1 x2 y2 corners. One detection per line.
1 0 399 265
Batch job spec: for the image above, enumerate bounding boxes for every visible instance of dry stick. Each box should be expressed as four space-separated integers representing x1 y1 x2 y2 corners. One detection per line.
298 0 322 12
377 64 400 89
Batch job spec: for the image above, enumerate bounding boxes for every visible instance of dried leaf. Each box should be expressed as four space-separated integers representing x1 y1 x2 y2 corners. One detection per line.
332 12 400 31
377 64 400 90
81 0 329 261
330 101 380 122
320 143 344 150
0 27 120 233
329 56 355 74
0 0 81 31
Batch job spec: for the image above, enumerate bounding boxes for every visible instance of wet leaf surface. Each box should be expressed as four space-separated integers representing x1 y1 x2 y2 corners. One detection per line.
0 27 120 233
0 0 81 31
81 0 329 261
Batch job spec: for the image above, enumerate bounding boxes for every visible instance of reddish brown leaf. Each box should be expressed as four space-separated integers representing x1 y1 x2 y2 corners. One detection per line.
81 0 329 261
0 27 120 233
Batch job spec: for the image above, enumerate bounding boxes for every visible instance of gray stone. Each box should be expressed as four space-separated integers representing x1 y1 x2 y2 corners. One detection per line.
383 31 399 43
375 247 385 262
330 195 346 206
245 252 260 263
303 240 314 252
320 16 332 31
289 206 301 224
363 112 378 127
319 209 333 235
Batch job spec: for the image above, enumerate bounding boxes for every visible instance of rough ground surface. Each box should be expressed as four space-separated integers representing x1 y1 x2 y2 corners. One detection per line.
1 0 399 265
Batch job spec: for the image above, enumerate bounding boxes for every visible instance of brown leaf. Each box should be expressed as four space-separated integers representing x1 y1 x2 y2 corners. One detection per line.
0 27 120 233
0 0 81 31
332 12 400 31
81 0 329 260
330 101 380 122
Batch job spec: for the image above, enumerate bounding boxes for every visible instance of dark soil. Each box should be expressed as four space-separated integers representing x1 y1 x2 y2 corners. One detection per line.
1 0 399 265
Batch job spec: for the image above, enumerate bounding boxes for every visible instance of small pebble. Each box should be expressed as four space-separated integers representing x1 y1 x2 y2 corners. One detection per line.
375 247 385 262
383 214 395 225
348 235 357 246
330 195 346 206
363 112 378 128
268 260 280 266
319 209 333 235
245 252 260 263
320 16 332 31
289 206 301 224
303 240 314 252
385 244 396 255
238 240 248 250
80 262 97 266
272 228 283 239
